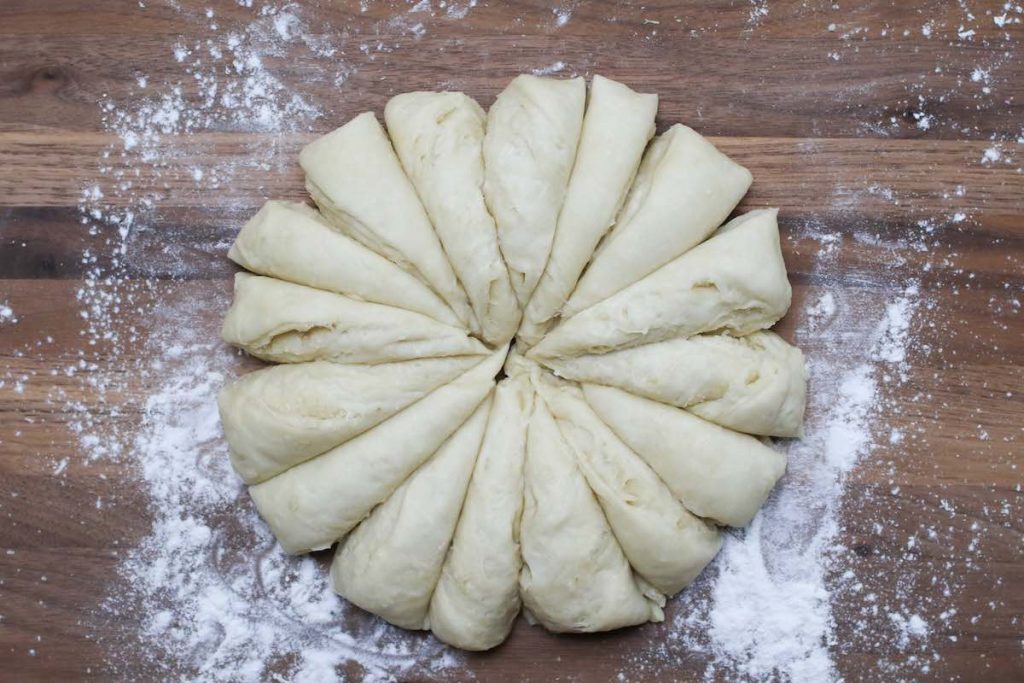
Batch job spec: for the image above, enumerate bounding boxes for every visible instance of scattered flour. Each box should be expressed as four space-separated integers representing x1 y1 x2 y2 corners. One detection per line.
532 61 568 76
982 145 1003 164
105 332 458 681
553 6 573 28
70 2 466 680
747 0 770 29
630 263 925 680
805 291 837 328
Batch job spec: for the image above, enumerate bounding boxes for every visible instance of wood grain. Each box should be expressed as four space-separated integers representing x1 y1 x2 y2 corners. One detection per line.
1 1 1022 681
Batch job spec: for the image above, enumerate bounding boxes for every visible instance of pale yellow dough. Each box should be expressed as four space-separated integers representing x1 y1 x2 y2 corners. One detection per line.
563 124 752 316
220 73 808 653
248 349 504 554
536 376 722 597
484 74 586 307
331 397 491 630
519 398 662 632
529 208 791 360
544 330 807 437
429 376 532 650
518 75 658 347
218 356 479 484
221 273 485 365
583 384 787 527
228 200 460 326
386 92 520 345
299 112 473 328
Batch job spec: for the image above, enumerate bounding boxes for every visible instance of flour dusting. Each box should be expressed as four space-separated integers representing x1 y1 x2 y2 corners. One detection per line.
628 264 927 680
70 2 468 680
0 302 17 324
105 330 458 681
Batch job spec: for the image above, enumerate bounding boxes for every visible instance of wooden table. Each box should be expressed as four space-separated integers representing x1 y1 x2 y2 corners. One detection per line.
1 1 1021 680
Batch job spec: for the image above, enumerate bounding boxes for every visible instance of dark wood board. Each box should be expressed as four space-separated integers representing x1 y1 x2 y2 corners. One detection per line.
1 1 1022 681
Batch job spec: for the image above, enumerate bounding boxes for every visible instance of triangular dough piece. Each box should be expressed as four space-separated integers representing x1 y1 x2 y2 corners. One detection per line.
518 75 658 347
583 385 786 527
564 124 752 316
429 376 532 651
529 208 791 360
222 273 486 365
248 347 505 554
519 397 661 633
330 396 492 630
484 75 586 307
537 378 722 597
228 200 460 326
543 330 807 437
385 92 520 345
299 112 473 328
218 356 480 485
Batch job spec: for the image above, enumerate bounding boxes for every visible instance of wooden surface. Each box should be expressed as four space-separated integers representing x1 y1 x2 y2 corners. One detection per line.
1 1 1022 681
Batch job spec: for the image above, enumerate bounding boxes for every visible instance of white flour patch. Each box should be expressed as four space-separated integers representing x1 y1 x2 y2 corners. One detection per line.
804 290 836 329
105 319 459 681
553 6 573 28
446 1 478 20
747 0 769 29
69 1 469 680
982 145 1003 164
386 0 479 41
532 60 568 76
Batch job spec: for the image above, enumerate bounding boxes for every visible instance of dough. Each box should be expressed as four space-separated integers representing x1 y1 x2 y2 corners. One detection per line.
217 356 480 484
331 396 491 630
519 397 661 632
543 330 807 437
227 200 460 326
248 347 505 554
220 73 808 650
221 273 486 365
299 112 473 328
537 377 722 596
385 92 520 345
518 75 658 346
483 75 586 307
563 124 752 316
528 208 791 360
429 376 531 651
583 384 787 527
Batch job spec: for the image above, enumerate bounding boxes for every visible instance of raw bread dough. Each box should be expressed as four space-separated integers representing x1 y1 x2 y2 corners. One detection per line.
529 208 791 360
385 92 520 345
299 112 473 328
331 396 491 630
221 273 486 365
583 384 787 527
228 200 460 326
248 348 505 554
563 124 752 316
483 75 586 307
217 356 479 484
537 377 722 596
544 330 807 437
519 397 662 632
222 74 808 651
429 376 531 650
518 75 658 346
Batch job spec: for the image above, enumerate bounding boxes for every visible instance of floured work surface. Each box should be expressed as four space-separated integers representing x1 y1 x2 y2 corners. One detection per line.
0 1 1021 681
